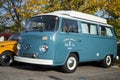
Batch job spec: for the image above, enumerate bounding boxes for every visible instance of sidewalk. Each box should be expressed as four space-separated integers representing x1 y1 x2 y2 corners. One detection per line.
112 63 120 69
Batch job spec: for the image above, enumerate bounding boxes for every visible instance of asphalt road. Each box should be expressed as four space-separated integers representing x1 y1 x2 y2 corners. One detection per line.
0 62 120 80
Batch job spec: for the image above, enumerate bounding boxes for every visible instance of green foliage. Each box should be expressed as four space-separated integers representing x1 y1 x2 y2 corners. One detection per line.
0 0 48 32
21 0 48 19
0 25 6 32
108 19 120 36
44 0 85 13
44 0 120 39
0 0 120 35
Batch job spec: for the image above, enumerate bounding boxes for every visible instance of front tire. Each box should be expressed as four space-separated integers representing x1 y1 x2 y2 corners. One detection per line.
101 55 112 68
61 53 78 73
0 51 13 66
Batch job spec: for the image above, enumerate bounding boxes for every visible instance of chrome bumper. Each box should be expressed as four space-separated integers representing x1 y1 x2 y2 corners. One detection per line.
14 56 53 65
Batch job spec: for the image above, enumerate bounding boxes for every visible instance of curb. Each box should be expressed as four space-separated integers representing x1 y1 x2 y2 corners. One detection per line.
112 64 120 69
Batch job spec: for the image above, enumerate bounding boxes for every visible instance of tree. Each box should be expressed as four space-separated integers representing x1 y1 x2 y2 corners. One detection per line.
95 0 120 36
21 0 48 19
44 0 101 13
45 0 120 37
44 0 85 13
0 0 120 35
0 0 48 31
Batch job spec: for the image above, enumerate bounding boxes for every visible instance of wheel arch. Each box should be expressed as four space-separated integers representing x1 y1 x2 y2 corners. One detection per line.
65 52 79 64
100 54 113 68
71 52 79 62
1 50 15 56
105 54 114 59
110 54 113 59
61 52 79 73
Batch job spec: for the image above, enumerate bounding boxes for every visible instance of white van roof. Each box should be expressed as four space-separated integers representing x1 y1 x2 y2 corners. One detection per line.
36 10 112 27
44 10 107 24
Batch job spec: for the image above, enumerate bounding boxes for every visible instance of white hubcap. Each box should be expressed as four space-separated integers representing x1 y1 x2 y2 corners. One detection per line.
67 57 77 70
106 56 111 66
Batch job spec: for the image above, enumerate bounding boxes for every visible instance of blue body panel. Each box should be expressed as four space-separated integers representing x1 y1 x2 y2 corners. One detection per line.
78 34 117 62
18 17 117 66
19 32 55 60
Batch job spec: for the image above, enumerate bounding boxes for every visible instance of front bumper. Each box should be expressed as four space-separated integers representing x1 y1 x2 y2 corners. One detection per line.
14 56 53 65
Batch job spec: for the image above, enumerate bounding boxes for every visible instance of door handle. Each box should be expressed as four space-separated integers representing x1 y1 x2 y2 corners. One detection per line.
78 40 82 42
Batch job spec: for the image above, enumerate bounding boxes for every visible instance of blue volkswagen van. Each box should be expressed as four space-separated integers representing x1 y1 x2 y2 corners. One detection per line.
15 11 118 73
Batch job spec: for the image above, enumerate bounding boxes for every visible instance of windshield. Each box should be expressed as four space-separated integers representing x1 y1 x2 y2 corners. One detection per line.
8 33 20 41
25 15 59 32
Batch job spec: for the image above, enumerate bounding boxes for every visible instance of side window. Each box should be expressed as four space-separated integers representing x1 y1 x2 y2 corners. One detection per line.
81 22 97 35
90 24 97 35
100 26 113 36
100 26 106 36
81 23 89 34
61 18 78 33
106 27 113 36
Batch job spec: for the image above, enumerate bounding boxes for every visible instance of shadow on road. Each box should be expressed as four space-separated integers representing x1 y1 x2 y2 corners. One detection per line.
78 61 101 67
10 61 101 73
11 62 57 72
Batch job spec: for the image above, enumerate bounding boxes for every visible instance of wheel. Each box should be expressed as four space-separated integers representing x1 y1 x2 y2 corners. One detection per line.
0 51 13 66
101 55 112 68
61 53 78 73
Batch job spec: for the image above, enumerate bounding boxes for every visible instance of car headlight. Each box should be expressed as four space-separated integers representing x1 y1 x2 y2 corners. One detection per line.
41 44 48 53
17 43 21 50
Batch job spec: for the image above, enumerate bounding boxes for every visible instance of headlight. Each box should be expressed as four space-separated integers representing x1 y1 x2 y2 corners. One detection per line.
41 44 48 53
17 43 21 50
